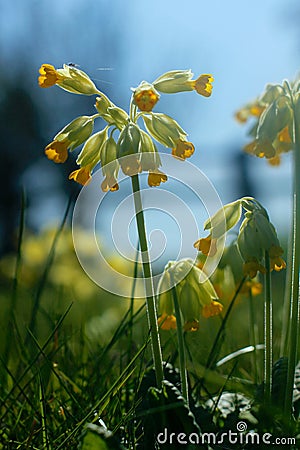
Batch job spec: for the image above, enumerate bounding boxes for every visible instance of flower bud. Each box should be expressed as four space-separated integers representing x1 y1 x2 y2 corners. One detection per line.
259 84 284 104
204 199 242 238
257 96 293 142
76 128 108 167
157 258 222 331
139 130 160 171
39 64 99 95
143 113 186 148
153 70 195 93
56 116 94 149
237 217 264 263
101 135 120 192
45 116 94 163
57 64 99 95
117 123 141 176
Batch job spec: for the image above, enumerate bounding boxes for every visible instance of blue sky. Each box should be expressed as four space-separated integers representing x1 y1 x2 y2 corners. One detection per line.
1 0 299 239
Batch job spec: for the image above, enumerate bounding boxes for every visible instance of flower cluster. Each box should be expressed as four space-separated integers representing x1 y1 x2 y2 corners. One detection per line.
157 259 223 332
38 64 213 190
194 197 286 278
235 79 300 165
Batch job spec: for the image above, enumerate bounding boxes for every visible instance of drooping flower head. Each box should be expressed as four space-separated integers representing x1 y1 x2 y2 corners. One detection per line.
235 79 299 165
39 65 213 190
157 259 223 332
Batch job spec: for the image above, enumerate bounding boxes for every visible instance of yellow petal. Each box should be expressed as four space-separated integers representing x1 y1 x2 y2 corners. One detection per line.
45 140 68 163
38 64 62 88
148 170 168 187
69 167 92 185
202 301 223 318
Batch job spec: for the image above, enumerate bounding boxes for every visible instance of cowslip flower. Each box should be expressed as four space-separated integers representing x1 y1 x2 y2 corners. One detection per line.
68 166 92 185
157 313 177 330
157 259 223 332
191 74 214 97
172 139 195 160
236 79 297 164
194 234 217 257
243 259 267 279
132 81 160 112
202 300 223 318
39 64 213 190
153 70 214 97
38 63 98 95
44 116 94 164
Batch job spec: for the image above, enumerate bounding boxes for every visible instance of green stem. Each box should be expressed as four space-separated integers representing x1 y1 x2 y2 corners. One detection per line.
248 290 259 385
264 251 272 405
131 174 164 388
284 107 300 418
171 285 189 404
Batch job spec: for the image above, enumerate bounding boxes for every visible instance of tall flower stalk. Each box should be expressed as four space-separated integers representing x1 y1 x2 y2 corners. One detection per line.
38 63 213 388
284 89 300 418
236 78 300 418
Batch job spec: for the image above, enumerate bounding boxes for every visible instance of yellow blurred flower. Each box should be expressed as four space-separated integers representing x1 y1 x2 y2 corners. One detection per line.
194 234 217 257
243 259 267 279
183 319 199 332
157 313 177 330
269 245 286 272
202 300 223 318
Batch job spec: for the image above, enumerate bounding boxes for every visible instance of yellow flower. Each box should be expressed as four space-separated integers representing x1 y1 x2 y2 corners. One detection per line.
244 139 275 159
269 245 286 272
202 300 223 318
45 140 69 163
69 166 92 185
240 280 263 296
268 155 281 166
172 139 195 159
157 313 177 330
133 87 160 112
148 170 168 187
183 319 199 332
194 235 217 257
101 175 119 192
38 64 62 88
38 63 98 95
243 259 267 278
191 74 214 97
235 103 265 123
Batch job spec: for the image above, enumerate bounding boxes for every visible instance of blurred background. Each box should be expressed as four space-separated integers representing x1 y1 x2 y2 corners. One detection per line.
0 0 299 258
